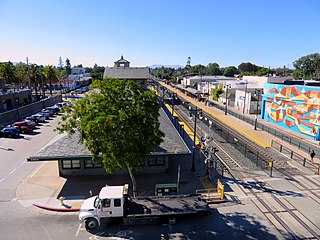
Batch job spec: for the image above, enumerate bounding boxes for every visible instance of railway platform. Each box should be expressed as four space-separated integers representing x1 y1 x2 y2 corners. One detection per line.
158 81 320 175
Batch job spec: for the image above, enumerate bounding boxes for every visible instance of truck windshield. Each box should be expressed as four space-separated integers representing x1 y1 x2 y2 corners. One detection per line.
94 196 101 208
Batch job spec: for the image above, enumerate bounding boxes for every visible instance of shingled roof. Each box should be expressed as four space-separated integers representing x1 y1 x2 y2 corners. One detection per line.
104 67 152 80
27 108 190 161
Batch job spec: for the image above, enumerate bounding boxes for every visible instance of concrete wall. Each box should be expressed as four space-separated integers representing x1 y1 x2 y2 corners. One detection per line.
262 83 320 140
0 95 62 125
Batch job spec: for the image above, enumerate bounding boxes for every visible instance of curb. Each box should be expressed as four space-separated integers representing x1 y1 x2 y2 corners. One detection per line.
32 203 80 212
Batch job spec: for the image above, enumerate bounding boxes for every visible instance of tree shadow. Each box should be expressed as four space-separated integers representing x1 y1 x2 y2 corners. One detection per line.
223 177 304 198
88 209 286 240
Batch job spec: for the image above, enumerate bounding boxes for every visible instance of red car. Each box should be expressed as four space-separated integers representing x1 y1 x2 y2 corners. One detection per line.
9 121 35 133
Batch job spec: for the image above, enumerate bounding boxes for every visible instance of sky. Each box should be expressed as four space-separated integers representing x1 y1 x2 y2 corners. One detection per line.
1 0 320 69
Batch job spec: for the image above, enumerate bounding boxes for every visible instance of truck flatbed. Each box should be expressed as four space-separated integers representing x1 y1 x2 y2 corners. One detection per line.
125 194 210 217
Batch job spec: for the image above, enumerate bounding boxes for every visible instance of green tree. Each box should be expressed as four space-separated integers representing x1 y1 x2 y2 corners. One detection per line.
188 64 206 76
212 84 224 101
56 78 164 196
65 58 72 76
0 61 16 87
206 62 222 75
29 64 42 101
293 53 320 80
90 65 105 80
44 65 58 95
238 62 259 73
15 62 28 86
223 66 238 77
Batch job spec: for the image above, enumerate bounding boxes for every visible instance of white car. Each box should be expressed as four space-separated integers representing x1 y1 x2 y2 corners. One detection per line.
24 119 36 127
32 114 46 122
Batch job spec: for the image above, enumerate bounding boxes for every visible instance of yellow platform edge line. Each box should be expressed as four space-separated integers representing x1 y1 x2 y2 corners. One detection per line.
190 100 271 148
165 103 200 144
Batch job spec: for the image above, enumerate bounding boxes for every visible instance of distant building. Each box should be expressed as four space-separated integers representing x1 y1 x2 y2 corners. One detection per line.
103 55 152 89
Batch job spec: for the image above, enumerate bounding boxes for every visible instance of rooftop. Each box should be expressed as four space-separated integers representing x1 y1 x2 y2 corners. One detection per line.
27 108 190 161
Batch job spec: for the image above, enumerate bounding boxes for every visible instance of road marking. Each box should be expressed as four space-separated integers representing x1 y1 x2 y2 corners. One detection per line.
29 162 45 178
9 169 16 174
75 223 85 237
19 161 26 166
0 178 4 183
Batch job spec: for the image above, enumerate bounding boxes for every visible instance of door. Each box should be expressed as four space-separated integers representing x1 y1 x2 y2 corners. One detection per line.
99 198 113 218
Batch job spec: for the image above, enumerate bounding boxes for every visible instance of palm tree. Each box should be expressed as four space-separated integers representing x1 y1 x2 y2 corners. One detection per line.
29 64 41 101
212 84 224 101
0 61 16 89
44 65 58 95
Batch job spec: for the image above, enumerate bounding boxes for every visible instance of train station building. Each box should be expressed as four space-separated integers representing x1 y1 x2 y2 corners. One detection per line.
27 108 190 177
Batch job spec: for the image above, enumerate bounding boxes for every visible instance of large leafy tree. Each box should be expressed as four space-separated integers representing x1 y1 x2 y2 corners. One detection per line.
90 64 105 80
206 62 222 75
44 65 58 95
188 64 206 76
238 62 259 73
65 58 72 76
56 78 164 196
293 53 320 80
223 66 238 77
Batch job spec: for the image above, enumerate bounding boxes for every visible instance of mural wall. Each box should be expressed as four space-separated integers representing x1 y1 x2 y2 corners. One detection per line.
262 83 320 140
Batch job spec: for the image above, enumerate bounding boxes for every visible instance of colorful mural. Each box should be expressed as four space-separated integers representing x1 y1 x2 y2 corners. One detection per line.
262 83 320 140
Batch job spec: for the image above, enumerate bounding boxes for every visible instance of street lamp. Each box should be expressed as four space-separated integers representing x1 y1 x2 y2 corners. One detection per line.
242 80 248 114
16 98 20 120
189 106 203 172
224 84 231 115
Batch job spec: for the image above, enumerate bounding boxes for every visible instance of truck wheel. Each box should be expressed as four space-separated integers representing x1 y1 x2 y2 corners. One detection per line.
168 217 176 225
85 218 98 230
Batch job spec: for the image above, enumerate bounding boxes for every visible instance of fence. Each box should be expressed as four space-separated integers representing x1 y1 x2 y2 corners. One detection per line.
208 100 319 157
271 140 319 171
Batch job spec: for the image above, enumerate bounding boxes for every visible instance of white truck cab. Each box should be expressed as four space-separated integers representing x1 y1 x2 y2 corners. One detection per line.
79 185 127 230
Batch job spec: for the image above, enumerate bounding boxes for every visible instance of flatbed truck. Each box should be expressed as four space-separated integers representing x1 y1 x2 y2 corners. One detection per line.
79 184 211 230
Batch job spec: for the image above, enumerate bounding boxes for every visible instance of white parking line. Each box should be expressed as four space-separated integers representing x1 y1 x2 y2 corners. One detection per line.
75 223 85 237
19 161 26 166
0 178 4 183
9 169 16 174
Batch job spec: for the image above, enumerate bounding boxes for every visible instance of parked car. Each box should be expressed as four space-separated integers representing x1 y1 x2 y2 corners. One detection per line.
41 109 54 117
9 121 35 133
32 114 46 123
0 127 20 138
45 106 60 114
25 116 40 124
24 119 37 127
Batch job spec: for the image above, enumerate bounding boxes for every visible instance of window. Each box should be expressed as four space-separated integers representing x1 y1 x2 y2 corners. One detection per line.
148 156 165 166
114 199 121 207
84 159 102 168
102 199 110 208
62 160 81 169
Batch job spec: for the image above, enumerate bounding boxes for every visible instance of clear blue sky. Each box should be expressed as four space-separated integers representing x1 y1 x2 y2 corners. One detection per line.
1 0 319 69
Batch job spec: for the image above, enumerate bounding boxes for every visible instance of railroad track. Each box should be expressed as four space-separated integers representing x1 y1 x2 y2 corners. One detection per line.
158 83 320 239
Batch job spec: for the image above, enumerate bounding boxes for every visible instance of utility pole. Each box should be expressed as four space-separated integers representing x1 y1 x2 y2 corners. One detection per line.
26 57 30 89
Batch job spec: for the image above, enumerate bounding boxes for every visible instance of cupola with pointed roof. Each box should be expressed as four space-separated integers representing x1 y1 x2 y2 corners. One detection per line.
114 55 130 68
